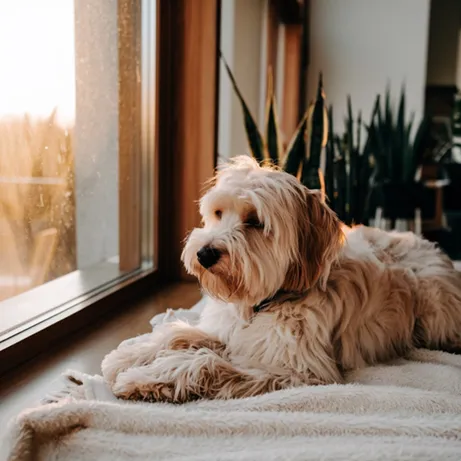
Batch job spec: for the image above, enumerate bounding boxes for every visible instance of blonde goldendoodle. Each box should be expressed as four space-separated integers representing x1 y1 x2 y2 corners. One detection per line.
102 156 461 402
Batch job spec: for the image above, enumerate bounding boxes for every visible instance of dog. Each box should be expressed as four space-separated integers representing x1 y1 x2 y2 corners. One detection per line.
102 155 461 402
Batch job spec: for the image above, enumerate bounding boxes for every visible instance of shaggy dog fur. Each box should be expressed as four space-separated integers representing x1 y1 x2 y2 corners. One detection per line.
102 156 461 402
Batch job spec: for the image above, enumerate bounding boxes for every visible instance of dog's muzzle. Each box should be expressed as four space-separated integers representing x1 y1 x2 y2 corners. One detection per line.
197 246 221 269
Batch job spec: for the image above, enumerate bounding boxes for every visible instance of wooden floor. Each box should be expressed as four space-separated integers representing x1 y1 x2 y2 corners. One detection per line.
0 282 201 428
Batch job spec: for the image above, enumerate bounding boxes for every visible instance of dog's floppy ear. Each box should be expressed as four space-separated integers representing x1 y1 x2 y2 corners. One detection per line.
283 188 343 292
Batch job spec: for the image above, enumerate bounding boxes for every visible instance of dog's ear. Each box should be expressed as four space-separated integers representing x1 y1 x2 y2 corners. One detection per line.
283 189 343 292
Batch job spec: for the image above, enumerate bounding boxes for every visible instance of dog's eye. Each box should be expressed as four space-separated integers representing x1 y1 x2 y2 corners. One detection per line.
215 210 222 219
244 215 264 229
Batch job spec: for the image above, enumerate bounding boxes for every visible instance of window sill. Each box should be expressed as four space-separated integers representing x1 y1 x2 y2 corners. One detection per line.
1 260 154 340
0 263 158 376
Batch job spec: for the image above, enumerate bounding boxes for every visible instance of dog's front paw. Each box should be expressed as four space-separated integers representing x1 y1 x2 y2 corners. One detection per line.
112 367 176 403
101 336 160 386
101 350 126 386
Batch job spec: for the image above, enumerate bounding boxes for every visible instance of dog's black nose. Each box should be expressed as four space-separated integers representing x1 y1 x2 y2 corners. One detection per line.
197 246 221 269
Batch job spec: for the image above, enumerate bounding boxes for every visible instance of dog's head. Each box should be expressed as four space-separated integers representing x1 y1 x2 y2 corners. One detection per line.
181 156 343 305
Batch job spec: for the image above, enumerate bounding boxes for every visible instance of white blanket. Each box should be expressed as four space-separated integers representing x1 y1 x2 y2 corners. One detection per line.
3 297 461 461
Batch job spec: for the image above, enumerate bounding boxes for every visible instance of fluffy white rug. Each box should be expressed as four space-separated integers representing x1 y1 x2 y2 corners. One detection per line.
3 297 461 461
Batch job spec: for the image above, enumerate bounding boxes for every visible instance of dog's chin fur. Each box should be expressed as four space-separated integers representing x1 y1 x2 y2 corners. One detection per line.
103 155 461 404
181 155 343 307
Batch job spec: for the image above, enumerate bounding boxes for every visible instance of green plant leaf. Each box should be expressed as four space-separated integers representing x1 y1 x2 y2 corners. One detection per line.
365 121 386 182
301 160 321 190
327 105 334 146
333 136 347 221
345 97 355 158
409 115 431 181
356 110 362 152
334 134 345 159
302 73 326 190
396 86 405 137
406 112 415 136
265 69 281 166
371 94 381 122
347 94 354 149
220 52 265 163
357 126 372 224
372 95 383 144
384 84 394 180
384 84 392 130
394 85 405 182
282 112 308 176
306 73 325 168
371 95 388 180
325 105 335 206
402 113 414 183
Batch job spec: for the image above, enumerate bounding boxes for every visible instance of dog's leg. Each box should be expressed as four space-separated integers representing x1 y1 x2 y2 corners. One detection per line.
112 347 326 402
101 322 224 386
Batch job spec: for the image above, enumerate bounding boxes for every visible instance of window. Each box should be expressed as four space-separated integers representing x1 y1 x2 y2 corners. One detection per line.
0 1 156 347
0 0 218 376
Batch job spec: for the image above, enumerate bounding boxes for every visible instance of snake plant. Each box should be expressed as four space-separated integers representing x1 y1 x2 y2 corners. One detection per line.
323 87 431 224
220 52 327 191
365 87 430 185
221 52 430 225
362 88 430 222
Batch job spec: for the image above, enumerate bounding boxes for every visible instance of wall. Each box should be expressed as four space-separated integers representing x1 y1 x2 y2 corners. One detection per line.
218 0 266 162
307 0 431 140
426 0 461 87
74 0 119 268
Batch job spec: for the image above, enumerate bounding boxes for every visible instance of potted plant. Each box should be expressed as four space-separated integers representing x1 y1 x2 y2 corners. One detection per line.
325 98 372 225
222 53 431 233
220 53 327 192
360 88 430 229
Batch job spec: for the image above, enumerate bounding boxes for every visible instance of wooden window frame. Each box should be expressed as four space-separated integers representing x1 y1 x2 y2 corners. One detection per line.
119 0 143 272
156 0 218 281
0 0 219 376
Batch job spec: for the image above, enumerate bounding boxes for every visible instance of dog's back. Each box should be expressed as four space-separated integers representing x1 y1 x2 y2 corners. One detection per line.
340 225 461 356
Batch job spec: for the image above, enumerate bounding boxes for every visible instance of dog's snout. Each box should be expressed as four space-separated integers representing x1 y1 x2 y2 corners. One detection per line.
197 246 221 269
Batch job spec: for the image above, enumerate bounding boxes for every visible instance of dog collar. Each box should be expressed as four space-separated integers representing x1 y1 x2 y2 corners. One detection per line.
253 290 307 313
